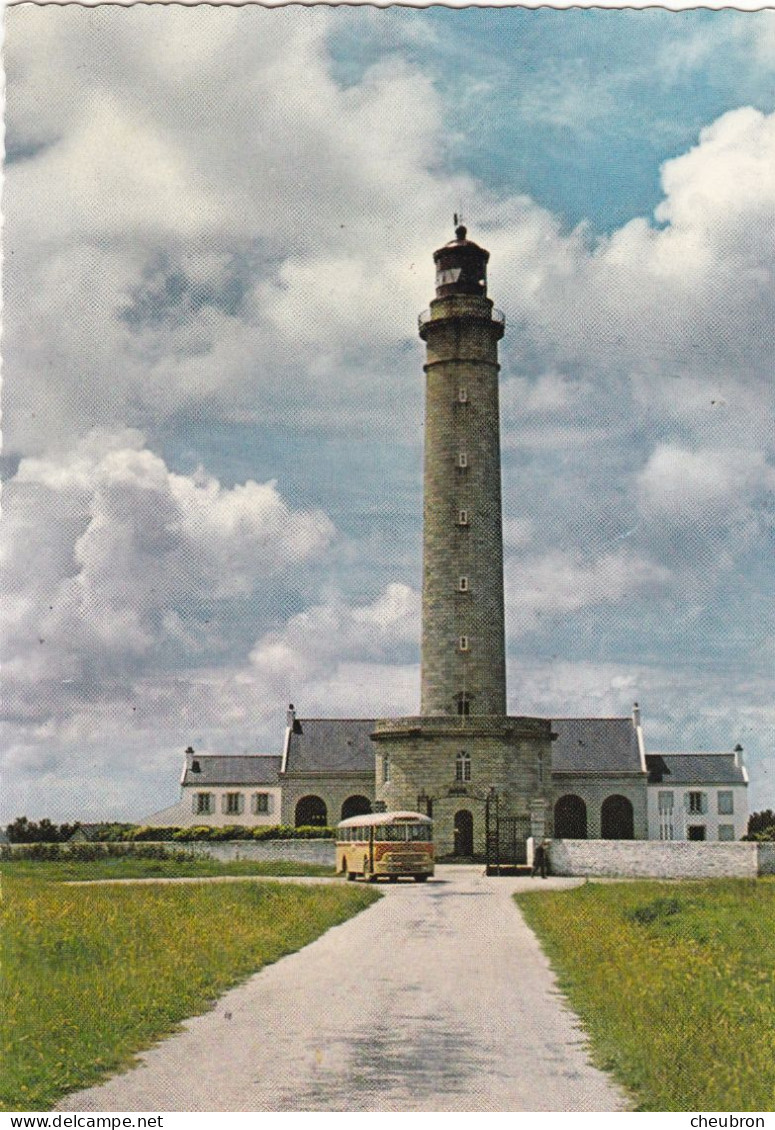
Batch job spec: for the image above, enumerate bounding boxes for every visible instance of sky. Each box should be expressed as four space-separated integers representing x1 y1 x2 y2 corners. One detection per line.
2 4 774 822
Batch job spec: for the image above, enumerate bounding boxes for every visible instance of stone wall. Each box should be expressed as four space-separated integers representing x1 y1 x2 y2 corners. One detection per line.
759 843 775 875
553 775 648 839
6 839 337 866
547 838 765 879
181 839 336 865
278 774 374 828
373 714 553 855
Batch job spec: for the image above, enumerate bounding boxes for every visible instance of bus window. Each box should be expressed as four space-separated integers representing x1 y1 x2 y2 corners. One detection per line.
408 823 430 841
376 824 405 841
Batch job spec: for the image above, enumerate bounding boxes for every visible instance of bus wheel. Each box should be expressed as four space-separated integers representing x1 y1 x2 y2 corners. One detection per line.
414 874 429 883
388 875 399 883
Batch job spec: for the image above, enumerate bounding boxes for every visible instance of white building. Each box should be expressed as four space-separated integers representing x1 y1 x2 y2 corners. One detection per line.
646 749 748 842
144 749 282 828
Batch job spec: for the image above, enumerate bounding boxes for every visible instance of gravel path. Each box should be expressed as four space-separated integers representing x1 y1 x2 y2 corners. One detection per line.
57 866 630 1112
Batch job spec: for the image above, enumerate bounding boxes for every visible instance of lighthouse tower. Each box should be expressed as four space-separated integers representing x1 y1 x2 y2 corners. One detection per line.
419 224 507 719
373 223 553 857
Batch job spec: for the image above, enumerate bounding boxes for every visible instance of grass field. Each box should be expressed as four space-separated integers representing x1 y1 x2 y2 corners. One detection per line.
2 857 335 882
515 878 775 1111
1 872 379 1111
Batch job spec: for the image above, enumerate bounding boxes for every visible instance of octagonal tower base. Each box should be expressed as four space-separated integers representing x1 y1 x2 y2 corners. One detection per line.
372 715 554 859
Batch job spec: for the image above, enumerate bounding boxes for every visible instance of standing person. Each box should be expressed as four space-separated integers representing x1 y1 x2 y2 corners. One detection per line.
531 839 549 879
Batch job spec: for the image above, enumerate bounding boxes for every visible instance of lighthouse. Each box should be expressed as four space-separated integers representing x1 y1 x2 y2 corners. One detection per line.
419 223 507 719
373 223 553 857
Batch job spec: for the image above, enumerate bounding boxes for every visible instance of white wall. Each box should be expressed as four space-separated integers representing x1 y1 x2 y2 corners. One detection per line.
145 787 283 828
647 784 747 842
549 838 760 878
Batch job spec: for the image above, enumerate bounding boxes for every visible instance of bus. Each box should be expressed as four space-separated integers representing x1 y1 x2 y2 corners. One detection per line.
336 811 434 882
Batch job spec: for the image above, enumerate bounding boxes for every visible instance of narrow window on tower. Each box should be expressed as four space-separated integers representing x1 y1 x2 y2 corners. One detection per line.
456 694 471 717
458 576 469 592
458 387 468 404
382 753 390 783
456 751 471 783
457 509 469 526
459 635 469 652
457 452 468 469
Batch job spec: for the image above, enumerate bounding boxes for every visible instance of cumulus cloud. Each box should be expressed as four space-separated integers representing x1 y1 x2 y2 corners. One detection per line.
637 444 775 531
1 432 335 694
249 582 420 689
489 107 775 447
505 548 670 636
3 5 466 455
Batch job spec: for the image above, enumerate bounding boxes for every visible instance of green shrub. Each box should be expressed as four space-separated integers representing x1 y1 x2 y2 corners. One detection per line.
8 842 198 863
167 824 336 842
626 897 683 926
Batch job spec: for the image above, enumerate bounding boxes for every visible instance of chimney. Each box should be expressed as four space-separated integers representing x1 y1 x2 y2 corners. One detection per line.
632 702 641 728
286 703 296 729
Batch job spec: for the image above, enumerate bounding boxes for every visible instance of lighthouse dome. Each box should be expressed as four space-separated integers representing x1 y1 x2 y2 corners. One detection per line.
433 223 490 298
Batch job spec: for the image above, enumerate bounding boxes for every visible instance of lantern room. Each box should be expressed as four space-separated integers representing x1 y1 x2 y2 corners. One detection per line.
433 224 490 299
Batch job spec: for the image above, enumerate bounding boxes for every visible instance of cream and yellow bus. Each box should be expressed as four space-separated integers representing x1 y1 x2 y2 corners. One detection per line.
336 811 434 882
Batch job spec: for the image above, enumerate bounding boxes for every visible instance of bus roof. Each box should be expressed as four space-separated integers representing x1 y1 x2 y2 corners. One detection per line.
337 810 432 828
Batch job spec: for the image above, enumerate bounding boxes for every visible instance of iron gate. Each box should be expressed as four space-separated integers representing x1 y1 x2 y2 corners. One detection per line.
485 793 531 874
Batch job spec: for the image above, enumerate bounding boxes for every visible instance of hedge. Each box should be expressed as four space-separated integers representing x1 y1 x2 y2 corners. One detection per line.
1 843 198 862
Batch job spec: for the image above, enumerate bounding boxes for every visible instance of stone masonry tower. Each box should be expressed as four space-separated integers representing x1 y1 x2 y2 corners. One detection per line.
373 223 553 858
419 224 507 719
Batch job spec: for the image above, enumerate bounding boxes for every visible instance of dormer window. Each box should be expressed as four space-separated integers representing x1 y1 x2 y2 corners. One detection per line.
458 388 468 404
458 576 469 592
459 635 469 652
457 453 468 469
191 759 201 773
457 509 469 526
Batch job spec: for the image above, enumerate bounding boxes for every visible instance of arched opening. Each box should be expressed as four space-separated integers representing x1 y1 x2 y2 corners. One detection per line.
554 794 588 839
295 795 328 828
454 809 474 856
341 795 372 821
601 794 634 839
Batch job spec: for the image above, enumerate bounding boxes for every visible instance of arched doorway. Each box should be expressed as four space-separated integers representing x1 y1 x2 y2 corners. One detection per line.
454 809 474 856
295 795 328 828
341 795 372 821
554 794 588 839
601 794 634 839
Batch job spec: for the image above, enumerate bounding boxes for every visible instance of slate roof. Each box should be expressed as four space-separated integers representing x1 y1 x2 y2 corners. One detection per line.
646 754 746 786
283 718 376 774
551 717 644 775
182 755 282 788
